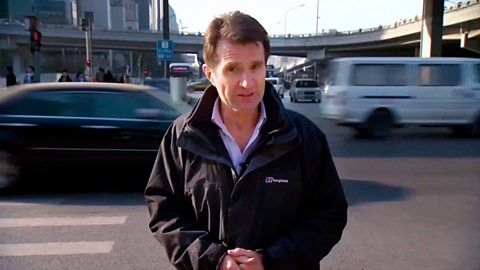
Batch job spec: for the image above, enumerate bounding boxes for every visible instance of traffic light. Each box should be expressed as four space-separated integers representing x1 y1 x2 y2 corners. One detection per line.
143 69 149 76
30 29 42 53
81 18 88 31
85 59 91 67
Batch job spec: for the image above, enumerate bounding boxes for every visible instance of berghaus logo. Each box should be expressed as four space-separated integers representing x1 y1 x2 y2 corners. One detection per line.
265 177 288 184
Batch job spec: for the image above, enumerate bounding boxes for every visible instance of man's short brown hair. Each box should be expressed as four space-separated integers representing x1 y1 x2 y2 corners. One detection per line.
203 11 270 68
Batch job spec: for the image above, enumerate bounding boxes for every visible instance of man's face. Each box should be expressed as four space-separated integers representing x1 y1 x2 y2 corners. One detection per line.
203 39 266 114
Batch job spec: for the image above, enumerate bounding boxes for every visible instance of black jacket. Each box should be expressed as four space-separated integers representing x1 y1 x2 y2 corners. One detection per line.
145 85 348 270
6 72 16 86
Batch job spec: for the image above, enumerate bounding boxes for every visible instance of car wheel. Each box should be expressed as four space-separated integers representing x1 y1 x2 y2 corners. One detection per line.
0 150 21 190
365 109 394 137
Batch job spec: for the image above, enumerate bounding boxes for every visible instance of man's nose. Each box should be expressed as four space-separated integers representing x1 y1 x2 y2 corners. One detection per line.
239 72 254 88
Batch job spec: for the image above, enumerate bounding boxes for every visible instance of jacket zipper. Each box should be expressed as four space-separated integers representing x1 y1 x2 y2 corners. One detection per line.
222 167 238 247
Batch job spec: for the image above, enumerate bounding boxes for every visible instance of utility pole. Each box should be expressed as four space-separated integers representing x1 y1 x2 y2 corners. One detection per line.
82 12 94 80
316 0 319 35
161 0 170 78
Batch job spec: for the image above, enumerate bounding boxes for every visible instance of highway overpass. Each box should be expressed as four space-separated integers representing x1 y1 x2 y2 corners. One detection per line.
0 0 478 78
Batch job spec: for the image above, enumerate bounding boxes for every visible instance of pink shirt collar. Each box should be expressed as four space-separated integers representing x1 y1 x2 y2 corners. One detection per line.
211 97 267 175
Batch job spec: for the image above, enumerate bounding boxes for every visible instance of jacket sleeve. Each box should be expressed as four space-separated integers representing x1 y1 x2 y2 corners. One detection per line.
144 123 227 270
261 131 348 270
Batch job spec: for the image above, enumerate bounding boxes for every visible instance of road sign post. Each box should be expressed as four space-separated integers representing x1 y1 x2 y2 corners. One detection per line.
157 40 174 78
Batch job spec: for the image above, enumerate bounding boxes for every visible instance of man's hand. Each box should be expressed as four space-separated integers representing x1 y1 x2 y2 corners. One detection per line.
227 248 264 270
219 254 242 270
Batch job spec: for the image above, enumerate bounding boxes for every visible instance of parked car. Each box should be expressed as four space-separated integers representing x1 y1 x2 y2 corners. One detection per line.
187 78 211 92
0 82 190 191
266 77 285 98
289 79 322 103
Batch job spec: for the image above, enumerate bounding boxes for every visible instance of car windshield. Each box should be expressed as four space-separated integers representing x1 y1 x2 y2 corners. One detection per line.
267 79 278 85
296 80 318 88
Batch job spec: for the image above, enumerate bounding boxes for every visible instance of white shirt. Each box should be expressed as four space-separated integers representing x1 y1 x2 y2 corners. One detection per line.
211 98 267 175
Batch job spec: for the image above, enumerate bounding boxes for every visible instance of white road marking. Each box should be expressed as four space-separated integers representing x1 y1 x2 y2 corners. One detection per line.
0 216 127 228
0 200 63 206
0 241 115 256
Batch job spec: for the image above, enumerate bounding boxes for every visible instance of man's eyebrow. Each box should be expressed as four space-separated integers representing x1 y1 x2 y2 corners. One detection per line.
223 62 240 69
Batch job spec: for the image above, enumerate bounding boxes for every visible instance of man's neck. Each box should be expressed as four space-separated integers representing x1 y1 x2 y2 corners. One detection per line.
219 103 260 151
220 103 259 131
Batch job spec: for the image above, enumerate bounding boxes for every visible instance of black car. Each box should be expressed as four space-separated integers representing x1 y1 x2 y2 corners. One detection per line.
0 82 190 191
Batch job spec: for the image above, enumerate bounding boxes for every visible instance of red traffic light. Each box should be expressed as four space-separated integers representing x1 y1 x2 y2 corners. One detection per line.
85 59 91 66
33 31 40 41
143 69 149 76
30 29 42 53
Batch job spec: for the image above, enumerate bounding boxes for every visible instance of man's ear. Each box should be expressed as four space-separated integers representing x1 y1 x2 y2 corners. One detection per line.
202 64 214 83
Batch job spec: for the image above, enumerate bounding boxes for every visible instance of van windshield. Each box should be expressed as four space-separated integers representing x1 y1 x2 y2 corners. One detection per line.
267 79 278 85
296 80 318 88
328 62 346 86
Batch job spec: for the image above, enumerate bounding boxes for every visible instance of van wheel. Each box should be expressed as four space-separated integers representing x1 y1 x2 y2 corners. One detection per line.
0 150 21 191
469 115 480 137
366 109 394 137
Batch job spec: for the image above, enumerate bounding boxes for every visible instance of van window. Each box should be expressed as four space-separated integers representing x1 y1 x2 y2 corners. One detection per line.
474 64 480 83
352 64 406 86
419 64 460 86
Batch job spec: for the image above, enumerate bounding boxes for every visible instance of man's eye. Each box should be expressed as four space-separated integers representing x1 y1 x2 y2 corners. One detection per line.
251 65 260 70
228 67 238 72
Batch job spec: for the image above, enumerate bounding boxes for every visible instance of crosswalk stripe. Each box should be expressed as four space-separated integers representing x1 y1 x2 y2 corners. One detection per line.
0 200 62 206
0 241 115 256
0 216 127 227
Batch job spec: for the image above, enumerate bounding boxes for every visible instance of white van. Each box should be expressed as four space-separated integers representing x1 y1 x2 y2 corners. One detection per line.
321 57 480 137
266 77 285 98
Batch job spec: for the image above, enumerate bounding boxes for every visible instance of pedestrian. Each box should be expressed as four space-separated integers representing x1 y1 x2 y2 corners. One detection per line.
58 69 72 82
6 65 17 87
95 67 105 82
23 65 39 84
74 71 88 82
145 11 347 270
120 74 130 84
103 70 115 82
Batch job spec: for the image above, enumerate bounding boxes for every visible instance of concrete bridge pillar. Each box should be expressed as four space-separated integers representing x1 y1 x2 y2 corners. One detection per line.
420 0 444 57
13 53 25 82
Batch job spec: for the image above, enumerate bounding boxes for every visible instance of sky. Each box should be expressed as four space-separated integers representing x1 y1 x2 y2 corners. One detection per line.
168 0 462 35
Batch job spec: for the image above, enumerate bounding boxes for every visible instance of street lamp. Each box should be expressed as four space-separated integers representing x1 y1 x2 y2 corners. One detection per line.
284 3 305 36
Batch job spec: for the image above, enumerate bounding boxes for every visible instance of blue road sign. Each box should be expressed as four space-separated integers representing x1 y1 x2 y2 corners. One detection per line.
157 40 174 61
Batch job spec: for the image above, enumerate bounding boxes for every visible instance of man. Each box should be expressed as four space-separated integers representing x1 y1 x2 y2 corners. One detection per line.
6 65 17 86
145 11 347 270
23 65 39 84
58 69 72 82
95 67 105 82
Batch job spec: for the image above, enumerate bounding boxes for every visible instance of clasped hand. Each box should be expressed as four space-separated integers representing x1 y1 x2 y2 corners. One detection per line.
219 248 264 270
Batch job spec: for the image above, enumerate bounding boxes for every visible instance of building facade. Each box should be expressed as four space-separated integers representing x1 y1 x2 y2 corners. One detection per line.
0 0 180 80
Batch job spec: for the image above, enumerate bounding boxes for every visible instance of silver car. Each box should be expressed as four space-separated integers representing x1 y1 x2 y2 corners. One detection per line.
266 78 285 98
289 79 322 103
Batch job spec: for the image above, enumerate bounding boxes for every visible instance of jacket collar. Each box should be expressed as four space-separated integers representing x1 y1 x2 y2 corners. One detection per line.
177 83 301 169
